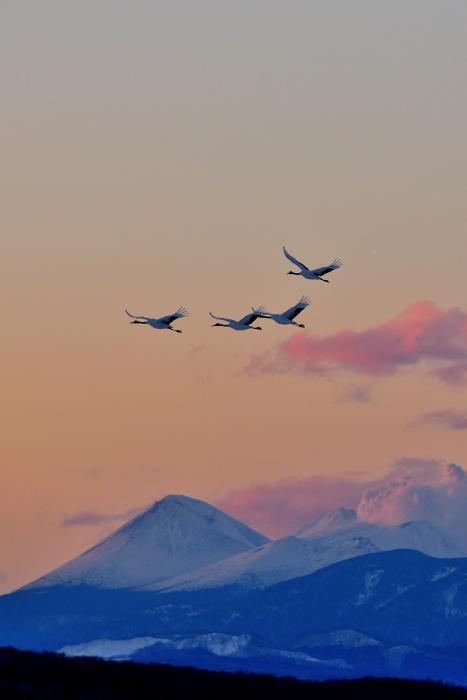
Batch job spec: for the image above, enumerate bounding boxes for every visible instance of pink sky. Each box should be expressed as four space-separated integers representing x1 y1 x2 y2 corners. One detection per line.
1 1 467 593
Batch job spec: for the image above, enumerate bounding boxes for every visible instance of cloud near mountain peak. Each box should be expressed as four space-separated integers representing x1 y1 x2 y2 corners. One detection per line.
220 460 467 542
355 462 467 539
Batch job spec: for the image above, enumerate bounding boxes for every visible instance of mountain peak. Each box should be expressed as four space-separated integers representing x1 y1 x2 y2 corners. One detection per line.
296 507 357 538
150 494 225 515
147 494 207 513
154 494 199 506
25 495 269 591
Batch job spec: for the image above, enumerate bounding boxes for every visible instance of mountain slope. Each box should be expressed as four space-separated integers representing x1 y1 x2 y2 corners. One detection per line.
146 536 320 592
146 515 463 593
3 550 467 683
25 495 269 590
227 549 467 648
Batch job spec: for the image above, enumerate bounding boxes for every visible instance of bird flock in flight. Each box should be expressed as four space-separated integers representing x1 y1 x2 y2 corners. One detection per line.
125 246 342 334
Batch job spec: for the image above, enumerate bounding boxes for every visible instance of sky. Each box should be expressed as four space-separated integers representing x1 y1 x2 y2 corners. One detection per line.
1 0 467 593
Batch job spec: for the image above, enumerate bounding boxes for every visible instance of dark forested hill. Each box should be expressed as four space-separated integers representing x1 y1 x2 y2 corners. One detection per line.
0 647 466 700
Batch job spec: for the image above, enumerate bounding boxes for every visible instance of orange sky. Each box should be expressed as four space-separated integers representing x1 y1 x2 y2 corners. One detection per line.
1 1 467 593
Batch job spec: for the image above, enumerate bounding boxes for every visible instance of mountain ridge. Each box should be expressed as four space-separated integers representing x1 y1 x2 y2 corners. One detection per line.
143 510 464 594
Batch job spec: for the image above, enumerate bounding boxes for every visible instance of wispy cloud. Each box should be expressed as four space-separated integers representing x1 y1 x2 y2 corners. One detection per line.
434 363 467 386
338 384 372 404
62 505 146 528
245 301 467 384
391 456 442 475
410 409 467 431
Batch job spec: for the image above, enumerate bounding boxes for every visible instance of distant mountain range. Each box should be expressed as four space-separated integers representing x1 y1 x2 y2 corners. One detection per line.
24 496 465 593
148 507 461 593
3 494 467 685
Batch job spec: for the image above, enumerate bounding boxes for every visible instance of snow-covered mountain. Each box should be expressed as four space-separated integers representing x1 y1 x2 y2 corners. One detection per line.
21 493 464 595
3 491 467 685
145 536 321 592
296 507 357 537
25 495 269 590
296 514 463 560
146 510 463 593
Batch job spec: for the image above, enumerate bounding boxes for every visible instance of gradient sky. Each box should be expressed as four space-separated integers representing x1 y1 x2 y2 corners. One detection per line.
1 1 467 593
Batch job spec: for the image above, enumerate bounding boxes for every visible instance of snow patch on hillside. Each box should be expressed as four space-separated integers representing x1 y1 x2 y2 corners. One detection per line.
60 637 158 659
299 629 381 649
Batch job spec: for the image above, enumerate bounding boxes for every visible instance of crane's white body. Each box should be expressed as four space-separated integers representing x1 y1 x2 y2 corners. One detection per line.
209 307 267 331
257 296 310 327
283 246 342 282
125 308 188 333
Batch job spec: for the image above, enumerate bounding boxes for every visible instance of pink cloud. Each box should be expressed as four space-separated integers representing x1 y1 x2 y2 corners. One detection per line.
217 458 467 539
410 409 467 431
246 301 467 384
217 476 373 537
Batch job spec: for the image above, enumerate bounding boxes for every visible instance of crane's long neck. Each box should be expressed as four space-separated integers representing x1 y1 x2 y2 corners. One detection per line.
131 319 147 324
